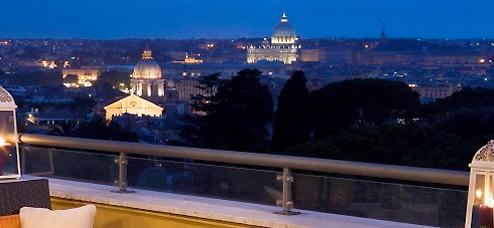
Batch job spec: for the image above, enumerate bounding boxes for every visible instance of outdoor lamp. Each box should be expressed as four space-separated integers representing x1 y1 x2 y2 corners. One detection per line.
466 140 494 227
0 86 20 179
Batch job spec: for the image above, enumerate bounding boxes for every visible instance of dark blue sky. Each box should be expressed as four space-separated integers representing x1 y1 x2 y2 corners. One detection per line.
1 0 492 39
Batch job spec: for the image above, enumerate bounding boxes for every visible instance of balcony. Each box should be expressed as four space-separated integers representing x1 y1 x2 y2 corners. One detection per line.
18 134 468 227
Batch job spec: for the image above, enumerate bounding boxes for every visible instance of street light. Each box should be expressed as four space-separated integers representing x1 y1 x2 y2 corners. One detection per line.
0 86 20 179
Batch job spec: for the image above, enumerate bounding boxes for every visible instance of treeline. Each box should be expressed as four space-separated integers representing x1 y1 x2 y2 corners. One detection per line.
178 69 494 170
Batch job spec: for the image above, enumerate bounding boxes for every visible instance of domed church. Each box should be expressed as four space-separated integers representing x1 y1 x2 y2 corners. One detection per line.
130 49 165 99
247 13 300 64
104 49 165 121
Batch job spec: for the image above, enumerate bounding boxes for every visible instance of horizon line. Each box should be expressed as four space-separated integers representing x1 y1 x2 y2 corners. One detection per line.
2 36 494 41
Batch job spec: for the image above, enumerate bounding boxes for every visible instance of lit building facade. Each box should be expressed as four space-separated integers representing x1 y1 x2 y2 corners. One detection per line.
409 83 462 103
130 50 165 100
247 13 300 64
104 94 163 121
105 49 166 120
62 67 100 87
184 53 203 64
175 77 203 102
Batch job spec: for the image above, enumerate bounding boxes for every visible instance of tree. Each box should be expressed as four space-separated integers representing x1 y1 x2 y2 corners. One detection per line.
178 69 273 152
285 122 466 170
97 70 131 88
190 73 222 115
271 71 310 151
208 69 273 151
177 73 222 146
422 87 494 116
70 96 96 117
310 78 420 139
71 115 138 142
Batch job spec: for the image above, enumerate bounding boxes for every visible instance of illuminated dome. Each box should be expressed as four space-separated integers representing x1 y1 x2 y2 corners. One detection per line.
132 50 162 80
272 13 296 38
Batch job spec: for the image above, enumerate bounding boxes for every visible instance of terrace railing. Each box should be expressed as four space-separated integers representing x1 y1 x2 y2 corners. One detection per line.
18 133 469 227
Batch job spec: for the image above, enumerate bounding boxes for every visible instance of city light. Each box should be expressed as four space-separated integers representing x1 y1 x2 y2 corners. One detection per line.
40 60 57 69
3 4 494 228
0 137 9 147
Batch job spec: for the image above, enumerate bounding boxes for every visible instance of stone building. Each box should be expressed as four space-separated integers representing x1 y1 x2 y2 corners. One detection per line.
62 67 101 87
247 13 300 64
104 94 163 121
130 50 165 102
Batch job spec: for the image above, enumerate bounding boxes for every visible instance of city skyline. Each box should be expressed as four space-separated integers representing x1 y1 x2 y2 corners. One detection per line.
1 0 493 39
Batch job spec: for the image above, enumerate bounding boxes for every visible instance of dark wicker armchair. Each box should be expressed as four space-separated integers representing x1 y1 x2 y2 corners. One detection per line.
0 179 51 216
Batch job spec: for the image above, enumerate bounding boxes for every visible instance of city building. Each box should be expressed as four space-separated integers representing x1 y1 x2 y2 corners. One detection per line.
130 49 165 100
38 60 57 69
105 49 166 120
172 53 204 64
162 62 290 79
247 13 300 64
299 49 321 62
62 66 101 87
409 83 462 103
175 77 202 102
104 93 163 121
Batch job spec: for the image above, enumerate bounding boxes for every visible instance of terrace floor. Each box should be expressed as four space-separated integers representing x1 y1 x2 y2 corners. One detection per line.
42 177 434 228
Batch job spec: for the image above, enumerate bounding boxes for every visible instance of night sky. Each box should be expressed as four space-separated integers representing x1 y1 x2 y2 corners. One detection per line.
1 0 492 39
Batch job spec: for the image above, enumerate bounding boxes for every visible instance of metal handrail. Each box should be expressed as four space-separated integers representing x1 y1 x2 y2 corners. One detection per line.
18 133 469 186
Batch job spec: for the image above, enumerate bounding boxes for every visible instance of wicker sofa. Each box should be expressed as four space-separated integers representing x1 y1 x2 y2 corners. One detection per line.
0 179 51 216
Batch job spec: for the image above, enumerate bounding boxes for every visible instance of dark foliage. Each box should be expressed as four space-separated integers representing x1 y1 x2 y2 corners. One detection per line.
271 71 310 151
286 123 468 170
178 73 222 146
284 85 494 170
422 87 494 115
70 96 96 116
207 69 273 151
179 69 273 152
96 70 131 88
71 115 138 142
310 78 420 139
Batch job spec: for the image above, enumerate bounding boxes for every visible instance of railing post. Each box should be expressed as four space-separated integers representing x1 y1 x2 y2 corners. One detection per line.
112 152 134 193
274 168 300 215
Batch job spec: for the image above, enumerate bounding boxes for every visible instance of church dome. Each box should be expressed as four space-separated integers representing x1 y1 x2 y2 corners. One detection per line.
272 13 296 38
132 50 162 80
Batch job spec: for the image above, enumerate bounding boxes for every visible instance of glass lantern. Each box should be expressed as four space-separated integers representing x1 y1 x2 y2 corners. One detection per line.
466 140 494 228
0 86 20 179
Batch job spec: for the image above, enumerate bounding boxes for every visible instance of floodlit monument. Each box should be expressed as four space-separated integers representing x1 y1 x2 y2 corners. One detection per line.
104 94 163 121
247 13 300 64
130 49 165 100
105 49 165 120
62 67 101 88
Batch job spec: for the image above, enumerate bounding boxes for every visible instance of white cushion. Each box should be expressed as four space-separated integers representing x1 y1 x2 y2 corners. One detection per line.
20 204 96 228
